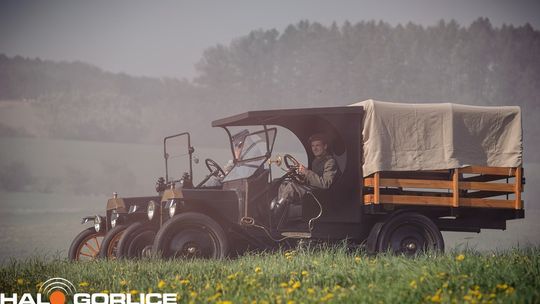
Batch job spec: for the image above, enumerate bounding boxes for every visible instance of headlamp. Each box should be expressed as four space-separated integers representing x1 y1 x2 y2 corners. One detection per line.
110 209 119 228
94 215 102 233
169 200 177 218
147 200 156 221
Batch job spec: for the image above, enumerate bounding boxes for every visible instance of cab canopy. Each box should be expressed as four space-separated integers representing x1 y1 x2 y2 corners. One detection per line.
350 99 523 177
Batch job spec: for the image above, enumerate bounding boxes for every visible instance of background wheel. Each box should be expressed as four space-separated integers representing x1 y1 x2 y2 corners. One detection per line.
98 224 127 259
117 222 158 259
68 227 105 261
153 212 228 259
376 212 444 255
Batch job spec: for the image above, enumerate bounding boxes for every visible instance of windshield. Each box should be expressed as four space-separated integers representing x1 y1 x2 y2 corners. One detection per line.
222 128 276 182
164 133 192 182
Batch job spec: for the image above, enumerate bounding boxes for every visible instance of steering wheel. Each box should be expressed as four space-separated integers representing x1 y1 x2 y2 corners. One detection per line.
205 158 225 177
282 154 304 183
196 158 226 188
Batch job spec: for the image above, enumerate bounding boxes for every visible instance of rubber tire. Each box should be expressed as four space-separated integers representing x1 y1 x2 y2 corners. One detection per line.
98 224 127 259
68 227 105 261
153 212 229 259
117 222 158 259
376 212 444 255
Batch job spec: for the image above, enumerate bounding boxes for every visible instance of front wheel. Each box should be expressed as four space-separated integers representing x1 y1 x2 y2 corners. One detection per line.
117 222 158 259
374 212 444 255
68 227 105 261
153 212 228 259
98 225 127 259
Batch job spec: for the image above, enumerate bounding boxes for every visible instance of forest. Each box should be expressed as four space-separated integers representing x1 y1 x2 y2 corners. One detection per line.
1 18 539 158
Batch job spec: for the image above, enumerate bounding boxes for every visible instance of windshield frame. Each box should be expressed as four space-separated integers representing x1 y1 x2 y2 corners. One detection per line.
224 126 277 164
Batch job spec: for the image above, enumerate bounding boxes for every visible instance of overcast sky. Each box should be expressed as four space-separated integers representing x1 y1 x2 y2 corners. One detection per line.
1 0 539 80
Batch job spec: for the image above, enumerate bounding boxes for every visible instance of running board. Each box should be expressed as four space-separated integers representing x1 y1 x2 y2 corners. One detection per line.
281 231 312 239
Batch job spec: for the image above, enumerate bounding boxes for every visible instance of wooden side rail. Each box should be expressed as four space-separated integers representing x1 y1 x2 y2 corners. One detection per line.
363 166 523 209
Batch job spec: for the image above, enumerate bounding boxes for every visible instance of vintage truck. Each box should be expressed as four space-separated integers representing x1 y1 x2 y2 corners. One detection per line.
68 100 524 259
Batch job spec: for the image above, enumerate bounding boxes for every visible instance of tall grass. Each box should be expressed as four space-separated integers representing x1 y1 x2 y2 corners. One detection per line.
1 246 539 303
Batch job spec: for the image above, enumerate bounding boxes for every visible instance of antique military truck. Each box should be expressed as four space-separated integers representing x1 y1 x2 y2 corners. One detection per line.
69 100 525 260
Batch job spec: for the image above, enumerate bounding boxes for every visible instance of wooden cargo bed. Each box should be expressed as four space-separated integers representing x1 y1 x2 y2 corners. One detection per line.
363 166 523 210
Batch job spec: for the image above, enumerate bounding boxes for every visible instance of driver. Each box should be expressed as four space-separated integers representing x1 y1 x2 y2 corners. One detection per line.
272 133 339 211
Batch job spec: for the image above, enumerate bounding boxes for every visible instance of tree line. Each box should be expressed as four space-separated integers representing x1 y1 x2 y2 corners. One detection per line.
0 18 538 159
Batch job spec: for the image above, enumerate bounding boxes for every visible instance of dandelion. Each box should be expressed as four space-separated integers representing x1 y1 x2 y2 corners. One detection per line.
227 273 237 280
430 289 442 303
217 301 232 304
307 288 315 295
505 286 515 295
354 256 361 263
179 279 190 285
496 283 508 290
79 282 89 287
254 267 262 273
101 290 109 294
189 291 198 298
130 290 139 295
292 281 301 289
16 279 24 285
287 300 296 304
320 293 334 302
456 254 465 261
157 280 166 289
280 282 288 288
301 271 309 277
409 280 417 289
120 279 128 286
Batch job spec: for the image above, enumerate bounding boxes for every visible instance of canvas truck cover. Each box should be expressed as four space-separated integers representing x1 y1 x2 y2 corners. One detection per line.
349 100 523 177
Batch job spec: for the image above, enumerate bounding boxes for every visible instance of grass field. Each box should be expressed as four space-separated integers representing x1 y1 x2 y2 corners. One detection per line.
1 246 539 303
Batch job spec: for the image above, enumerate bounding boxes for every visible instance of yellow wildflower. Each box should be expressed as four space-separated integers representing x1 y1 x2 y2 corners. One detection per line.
16 279 24 285
307 288 315 294
456 254 465 261
280 282 288 288
189 291 198 298
254 267 262 273
120 279 128 286
157 280 166 289
409 280 417 289
217 301 232 304
301 271 309 276
320 293 334 302
292 281 301 289
496 283 508 290
79 282 89 287
354 256 361 262
227 273 237 280
130 290 139 295
101 290 109 294
179 279 190 285
430 289 442 303
287 300 296 304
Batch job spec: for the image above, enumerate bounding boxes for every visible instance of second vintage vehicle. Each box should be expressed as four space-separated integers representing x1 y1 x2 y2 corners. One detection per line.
69 100 525 259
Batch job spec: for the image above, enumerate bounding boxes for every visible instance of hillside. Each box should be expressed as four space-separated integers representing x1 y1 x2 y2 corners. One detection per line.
1 18 539 158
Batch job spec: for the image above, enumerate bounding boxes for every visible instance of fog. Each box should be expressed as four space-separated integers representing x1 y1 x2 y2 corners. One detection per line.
1 1 539 260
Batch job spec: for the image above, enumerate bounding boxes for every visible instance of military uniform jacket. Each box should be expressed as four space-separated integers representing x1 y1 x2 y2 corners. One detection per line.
304 153 339 189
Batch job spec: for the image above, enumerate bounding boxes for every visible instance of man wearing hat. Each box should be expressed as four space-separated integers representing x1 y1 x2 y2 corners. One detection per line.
272 133 339 212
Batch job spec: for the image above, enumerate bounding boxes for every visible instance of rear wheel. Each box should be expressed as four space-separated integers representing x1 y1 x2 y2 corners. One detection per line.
373 212 444 255
117 222 158 259
98 225 127 259
153 212 228 259
68 227 105 261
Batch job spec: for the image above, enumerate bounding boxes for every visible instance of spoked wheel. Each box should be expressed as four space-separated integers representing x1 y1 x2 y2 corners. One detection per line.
375 212 444 255
153 212 228 259
117 222 158 259
98 225 127 259
68 227 105 261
